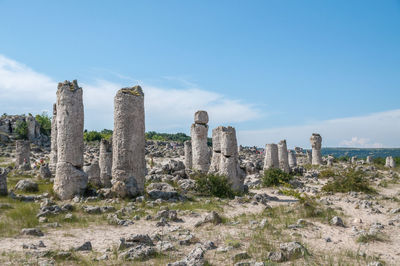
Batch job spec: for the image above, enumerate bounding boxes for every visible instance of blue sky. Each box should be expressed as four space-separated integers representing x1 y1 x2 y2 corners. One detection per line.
0 0 399 148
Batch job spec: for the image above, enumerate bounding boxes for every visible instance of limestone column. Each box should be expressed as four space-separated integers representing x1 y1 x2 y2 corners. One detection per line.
385 156 396 168
26 114 40 141
366 156 372 164
310 133 323 165
190 111 210 173
263 144 279 170
0 168 8 196
184 140 192 169
351 156 357 164
306 150 312 164
278 140 290 173
53 80 88 200
327 155 334 166
15 140 30 170
49 103 57 173
99 138 112 188
288 150 297 168
209 126 223 173
219 126 243 192
112 86 145 198
84 160 101 187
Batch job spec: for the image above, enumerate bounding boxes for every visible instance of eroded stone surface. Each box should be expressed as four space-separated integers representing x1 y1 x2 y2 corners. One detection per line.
310 133 322 165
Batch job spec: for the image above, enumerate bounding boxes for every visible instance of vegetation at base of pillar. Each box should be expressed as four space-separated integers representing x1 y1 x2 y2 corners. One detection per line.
373 157 400 166
322 169 376 194
192 172 236 199
262 168 292 187
35 112 51 136
15 120 28 140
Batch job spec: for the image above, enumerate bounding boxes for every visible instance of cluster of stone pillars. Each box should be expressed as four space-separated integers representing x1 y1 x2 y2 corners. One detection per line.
190 111 210 173
263 140 291 173
385 156 396 168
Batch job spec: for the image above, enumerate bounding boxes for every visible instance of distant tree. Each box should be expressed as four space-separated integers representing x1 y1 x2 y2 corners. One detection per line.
15 120 28 140
35 112 51 136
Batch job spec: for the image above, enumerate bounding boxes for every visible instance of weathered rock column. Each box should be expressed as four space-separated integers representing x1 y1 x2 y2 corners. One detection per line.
26 114 40 141
99 138 112 188
0 168 8 196
310 133 322 165
263 144 279 170
112 86 145 198
366 156 372 164
351 156 357 164
385 156 396 168
190 111 210 173
306 150 312 164
53 80 88 200
15 140 31 170
209 126 223 173
184 140 192 169
49 103 57 173
219 127 243 191
288 150 297 168
278 140 290 173
327 155 334 166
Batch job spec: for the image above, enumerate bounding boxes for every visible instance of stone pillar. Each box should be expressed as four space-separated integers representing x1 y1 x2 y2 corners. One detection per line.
0 168 8 196
190 111 210 173
385 156 396 168
15 140 31 170
99 138 112 188
306 150 312 164
209 126 223 173
351 156 357 164
184 140 192 169
366 156 372 164
327 155 334 167
310 133 322 165
26 114 40 141
112 86 145 198
278 140 290 173
53 80 88 200
83 160 101 187
49 103 58 173
288 150 297 168
218 126 243 191
263 144 279 170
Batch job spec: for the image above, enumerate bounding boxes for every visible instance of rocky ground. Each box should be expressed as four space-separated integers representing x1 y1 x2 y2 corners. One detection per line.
0 141 399 266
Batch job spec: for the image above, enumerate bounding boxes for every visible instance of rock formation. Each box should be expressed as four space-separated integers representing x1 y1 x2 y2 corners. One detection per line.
310 133 322 165
0 168 8 196
288 150 297 168
83 160 101 187
53 80 88 200
26 114 40 141
385 156 396 168
327 155 334 166
264 144 279 170
49 103 57 173
184 140 192 169
366 156 372 164
190 111 209 173
209 126 243 191
15 140 31 170
112 86 145 197
278 140 290 173
306 150 312 164
99 138 112 188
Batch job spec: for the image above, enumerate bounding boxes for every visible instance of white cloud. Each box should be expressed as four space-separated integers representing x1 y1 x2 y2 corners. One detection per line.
340 137 383 148
238 109 400 148
0 54 260 132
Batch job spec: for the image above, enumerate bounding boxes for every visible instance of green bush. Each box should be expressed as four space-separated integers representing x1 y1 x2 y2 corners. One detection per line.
373 157 385 165
322 169 376 194
193 172 236 198
262 168 292 187
319 169 336 179
15 120 28 140
83 129 113 142
35 112 51 136
337 156 350 162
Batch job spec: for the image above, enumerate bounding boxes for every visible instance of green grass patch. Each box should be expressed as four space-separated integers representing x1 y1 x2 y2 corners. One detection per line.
322 169 376 194
262 168 292 187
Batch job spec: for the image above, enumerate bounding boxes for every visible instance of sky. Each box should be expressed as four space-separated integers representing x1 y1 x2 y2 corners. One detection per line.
0 0 399 148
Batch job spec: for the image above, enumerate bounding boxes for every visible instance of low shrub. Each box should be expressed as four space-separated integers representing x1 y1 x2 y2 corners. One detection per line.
262 168 292 187
35 112 51 136
322 169 376 194
193 172 236 198
319 169 336 179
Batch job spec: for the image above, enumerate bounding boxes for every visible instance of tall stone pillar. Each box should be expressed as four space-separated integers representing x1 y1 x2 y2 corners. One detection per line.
190 111 210 173
15 140 31 170
184 140 192 169
263 144 279 170
310 133 322 165
26 114 40 141
49 103 58 173
327 155 334 166
366 156 372 164
306 150 312 164
209 126 243 191
53 80 88 200
278 140 290 173
288 150 297 168
0 168 8 196
351 156 357 164
111 86 145 198
99 138 112 188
